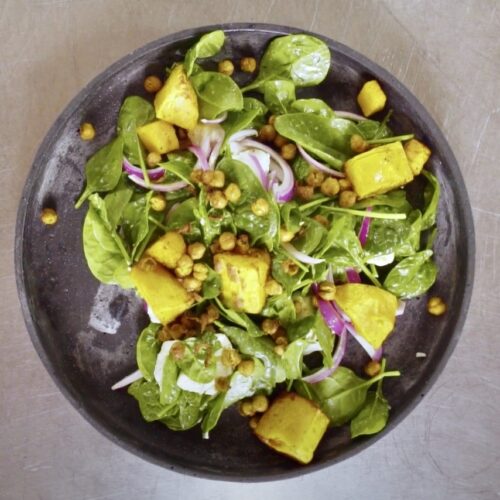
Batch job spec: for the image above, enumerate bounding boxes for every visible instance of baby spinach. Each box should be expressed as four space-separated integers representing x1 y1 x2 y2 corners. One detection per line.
421 170 440 230
282 338 311 380
202 267 221 299
263 80 296 114
356 115 392 140
201 393 226 435
191 71 243 119
292 98 335 118
128 379 172 422
291 155 311 181
184 30 225 76
275 113 346 168
136 323 161 382
160 355 181 406
383 249 437 298
280 201 303 232
354 190 411 211
214 298 262 337
121 192 154 261
292 217 327 255
103 174 134 229
271 250 306 294
243 34 330 92
75 136 124 208
261 293 296 325
116 96 155 165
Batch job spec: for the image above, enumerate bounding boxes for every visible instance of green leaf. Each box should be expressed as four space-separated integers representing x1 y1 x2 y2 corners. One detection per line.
201 392 226 435
202 267 221 299
243 34 330 92
191 71 243 119
292 98 336 118
214 298 262 337
282 338 311 380
261 293 296 325
291 155 311 182
356 116 392 141
121 192 154 261
184 30 225 76
136 324 161 381
160 355 180 405
116 96 155 165
103 174 134 228
350 391 389 438
421 170 440 230
280 201 303 232
263 80 296 114
383 249 437 298
128 379 172 422
75 137 124 208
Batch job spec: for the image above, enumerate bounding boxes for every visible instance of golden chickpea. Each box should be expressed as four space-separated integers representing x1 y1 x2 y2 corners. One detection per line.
215 377 230 392
144 75 162 93
275 335 288 347
219 232 236 251
208 190 228 209
261 318 279 335
235 234 250 254
264 279 283 296
218 59 234 76
313 215 329 228
282 259 299 276
192 263 209 281
79 122 95 141
249 416 260 430
350 134 368 153
364 360 381 377
280 227 295 243
240 56 257 73
237 359 255 376
296 185 314 201
273 134 288 148
187 242 206 260
274 345 285 356
338 178 352 191
258 124 277 143
339 190 357 208
209 170 225 188
190 169 204 183
146 152 162 167
139 256 157 272
149 194 166 212
175 254 194 278
239 400 255 417
427 296 447 316
281 143 297 161
317 281 336 301
252 394 269 413
306 170 325 187
40 207 58 225
320 177 340 197
268 115 277 126
251 198 269 217
201 170 214 185
221 348 242 368
224 183 241 203
182 277 202 292
170 341 185 361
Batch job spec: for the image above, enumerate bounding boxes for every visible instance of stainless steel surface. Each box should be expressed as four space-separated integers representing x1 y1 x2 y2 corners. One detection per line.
1 0 499 498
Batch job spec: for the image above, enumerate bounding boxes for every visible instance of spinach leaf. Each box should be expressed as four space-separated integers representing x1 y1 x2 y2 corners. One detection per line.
121 192 153 261
356 117 392 140
282 338 311 380
161 391 206 431
193 190 234 245
274 113 346 168
354 190 411 210
320 214 363 266
292 217 327 255
75 137 124 208
383 249 437 298
103 174 134 228
214 298 262 337
263 80 296 114
421 170 440 231
202 267 221 299
165 198 199 232
201 392 226 435
271 250 306 294
128 379 172 422
184 30 225 76
160 355 180 406
280 201 303 232
243 34 330 92
242 97 268 127
292 98 335 118
222 98 268 147
82 195 132 288
176 346 215 384
291 155 311 181
116 96 155 165
191 71 243 119
261 293 296 325
136 323 161 382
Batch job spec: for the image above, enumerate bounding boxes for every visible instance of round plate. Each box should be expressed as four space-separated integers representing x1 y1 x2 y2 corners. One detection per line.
15 23 475 481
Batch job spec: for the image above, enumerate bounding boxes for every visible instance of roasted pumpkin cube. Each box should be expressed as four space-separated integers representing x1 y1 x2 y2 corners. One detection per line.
146 231 186 269
154 64 199 130
131 257 194 324
254 392 329 464
137 119 179 155
404 138 431 175
357 80 387 117
334 284 398 348
213 250 270 314
344 141 414 199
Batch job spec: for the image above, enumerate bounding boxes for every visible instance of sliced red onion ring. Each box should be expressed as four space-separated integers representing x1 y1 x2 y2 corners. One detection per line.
317 297 345 335
227 129 258 143
297 144 345 178
282 242 325 264
208 137 223 169
111 369 143 390
200 112 227 124
128 175 187 192
247 153 269 189
334 110 368 121
122 157 165 181
188 145 209 170
346 268 362 283
302 327 347 383
240 139 295 203
344 321 381 360
358 206 373 246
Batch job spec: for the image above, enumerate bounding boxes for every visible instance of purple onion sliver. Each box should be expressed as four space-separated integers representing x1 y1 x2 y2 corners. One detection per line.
316 297 345 335
188 145 209 170
372 347 383 363
297 144 345 178
346 268 362 283
282 242 325 264
208 138 223 169
122 158 165 180
344 321 379 360
358 206 373 246
128 175 187 192
248 153 269 189
334 110 368 121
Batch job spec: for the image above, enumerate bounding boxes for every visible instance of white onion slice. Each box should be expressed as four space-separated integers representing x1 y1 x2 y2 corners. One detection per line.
334 110 368 121
122 157 165 180
188 145 209 170
282 242 325 264
227 129 258 143
128 175 187 192
297 144 345 178
200 112 227 124
111 369 143 390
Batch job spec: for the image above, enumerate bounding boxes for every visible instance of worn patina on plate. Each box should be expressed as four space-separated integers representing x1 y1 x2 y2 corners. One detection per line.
15 23 474 481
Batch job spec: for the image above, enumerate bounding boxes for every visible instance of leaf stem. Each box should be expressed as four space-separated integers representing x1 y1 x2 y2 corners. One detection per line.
137 141 150 188
148 215 168 231
366 133 414 145
321 206 407 220
298 197 330 212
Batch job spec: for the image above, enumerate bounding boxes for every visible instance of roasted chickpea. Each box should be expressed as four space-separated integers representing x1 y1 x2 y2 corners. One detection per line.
281 143 297 161
318 281 336 301
274 345 285 356
149 194 166 212
219 232 236 251
273 134 288 148
170 341 185 360
252 394 269 413
280 227 295 243
175 254 193 278
282 259 299 276
251 198 269 216
209 170 225 188
268 115 277 126
224 183 241 203
350 133 368 153
320 177 340 197
215 377 230 392
338 178 352 191
208 190 228 209
144 75 162 93
221 348 242 368
235 234 250 254
296 185 314 201
218 59 234 76
264 279 283 296
146 152 162 167
364 360 381 377
239 400 255 417
261 318 279 335
427 296 447 316
237 359 255 376
205 304 219 323
187 242 206 260
275 335 288 347
190 169 204 183
259 124 277 142
40 208 58 225
249 416 260 430
339 190 357 207
306 170 325 187
240 56 257 73
192 263 209 281
182 277 202 292
201 170 214 185
79 122 95 141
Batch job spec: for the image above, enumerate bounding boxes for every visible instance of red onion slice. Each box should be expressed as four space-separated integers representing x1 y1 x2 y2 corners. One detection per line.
128 175 187 192
334 110 368 121
316 296 345 335
227 129 258 143
302 327 347 383
122 157 165 181
111 369 143 390
282 242 325 264
201 112 227 124
208 137 223 169
344 322 380 360
247 153 269 189
297 144 345 178
188 145 210 171
358 206 373 246
346 268 362 283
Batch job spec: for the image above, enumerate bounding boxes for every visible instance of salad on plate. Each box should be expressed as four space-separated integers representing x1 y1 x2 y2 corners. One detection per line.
70 30 443 464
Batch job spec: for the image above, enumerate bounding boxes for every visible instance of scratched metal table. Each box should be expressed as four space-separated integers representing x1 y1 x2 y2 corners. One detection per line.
2 1 499 499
